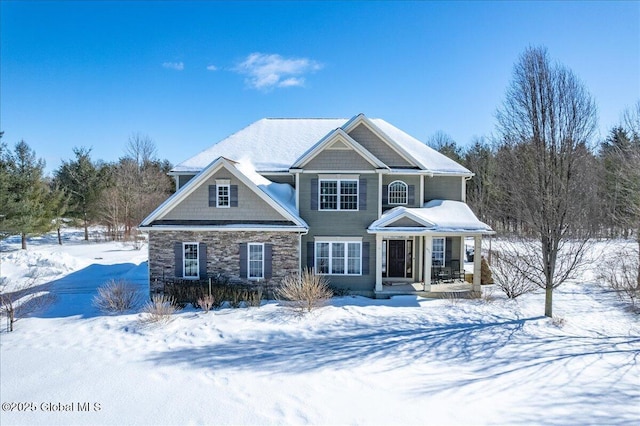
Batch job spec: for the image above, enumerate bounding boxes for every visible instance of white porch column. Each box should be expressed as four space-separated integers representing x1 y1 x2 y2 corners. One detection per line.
473 235 482 293
459 236 466 275
375 234 383 292
423 235 432 292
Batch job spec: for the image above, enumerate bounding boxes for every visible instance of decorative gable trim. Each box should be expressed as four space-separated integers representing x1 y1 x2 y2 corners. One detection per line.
372 207 437 230
342 114 422 169
291 128 388 170
140 157 307 229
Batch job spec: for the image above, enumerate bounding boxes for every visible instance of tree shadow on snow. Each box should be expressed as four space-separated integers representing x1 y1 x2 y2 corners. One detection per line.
147 306 639 425
26 261 149 319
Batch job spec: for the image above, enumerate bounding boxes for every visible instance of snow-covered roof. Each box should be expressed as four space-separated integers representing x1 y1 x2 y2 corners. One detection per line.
368 119 470 175
368 200 493 234
172 115 472 175
141 157 307 231
173 118 345 173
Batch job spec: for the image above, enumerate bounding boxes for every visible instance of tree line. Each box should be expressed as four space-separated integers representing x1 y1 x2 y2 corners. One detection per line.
428 47 638 316
0 134 174 249
1 46 638 317
430 112 639 242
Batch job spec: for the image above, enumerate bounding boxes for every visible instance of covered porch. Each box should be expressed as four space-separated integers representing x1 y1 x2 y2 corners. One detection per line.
368 200 494 298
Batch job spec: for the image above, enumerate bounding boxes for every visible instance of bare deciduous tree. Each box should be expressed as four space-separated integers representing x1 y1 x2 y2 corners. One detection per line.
496 46 598 317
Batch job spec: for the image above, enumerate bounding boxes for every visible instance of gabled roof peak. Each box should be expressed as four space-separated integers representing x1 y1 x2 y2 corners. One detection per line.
171 114 472 176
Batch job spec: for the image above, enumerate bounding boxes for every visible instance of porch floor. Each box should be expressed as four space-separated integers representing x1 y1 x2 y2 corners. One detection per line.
377 281 474 298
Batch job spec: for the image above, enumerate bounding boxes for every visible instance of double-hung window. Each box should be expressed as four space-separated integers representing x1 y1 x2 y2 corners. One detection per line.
315 241 361 275
248 243 264 280
183 242 199 278
432 237 445 267
217 184 230 208
319 179 358 211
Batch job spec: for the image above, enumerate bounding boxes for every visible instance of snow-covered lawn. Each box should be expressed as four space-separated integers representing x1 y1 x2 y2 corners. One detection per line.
1 231 639 425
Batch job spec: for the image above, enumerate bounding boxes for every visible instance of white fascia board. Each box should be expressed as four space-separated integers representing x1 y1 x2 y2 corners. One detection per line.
341 115 424 170
139 225 309 233
292 128 387 169
371 208 436 230
141 156 306 228
367 228 495 236
431 171 475 177
387 169 434 176
140 158 227 226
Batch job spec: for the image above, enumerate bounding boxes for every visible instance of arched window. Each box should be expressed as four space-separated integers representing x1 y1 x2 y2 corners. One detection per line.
388 180 408 205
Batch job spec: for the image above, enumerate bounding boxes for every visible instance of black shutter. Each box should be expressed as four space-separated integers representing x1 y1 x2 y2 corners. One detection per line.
445 237 453 266
239 243 248 278
362 242 370 275
408 185 415 206
230 185 238 207
208 185 216 207
264 244 273 279
310 178 318 210
382 185 388 205
359 178 367 210
198 243 207 279
307 241 315 270
174 242 183 278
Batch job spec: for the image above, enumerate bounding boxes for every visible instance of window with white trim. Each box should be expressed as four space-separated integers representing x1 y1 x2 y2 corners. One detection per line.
315 241 362 275
183 242 199 278
319 179 358 210
432 238 445 267
217 184 230 208
248 243 264 279
388 180 408 205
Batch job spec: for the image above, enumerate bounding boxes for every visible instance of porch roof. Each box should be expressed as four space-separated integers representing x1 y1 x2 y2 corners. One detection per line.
367 200 494 235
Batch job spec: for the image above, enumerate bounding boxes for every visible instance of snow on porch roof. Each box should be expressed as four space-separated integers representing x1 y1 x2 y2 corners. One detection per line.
368 200 494 234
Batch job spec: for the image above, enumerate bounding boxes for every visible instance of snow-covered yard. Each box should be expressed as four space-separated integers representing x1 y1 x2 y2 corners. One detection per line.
0 230 638 425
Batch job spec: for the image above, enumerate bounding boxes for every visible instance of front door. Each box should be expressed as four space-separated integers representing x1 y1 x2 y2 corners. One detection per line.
388 240 406 278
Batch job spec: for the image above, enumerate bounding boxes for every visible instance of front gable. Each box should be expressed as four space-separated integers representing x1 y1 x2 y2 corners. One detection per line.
161 168 287 223
141 157 306 229
347 123 416 168
292 129 387 171
342 115 420 169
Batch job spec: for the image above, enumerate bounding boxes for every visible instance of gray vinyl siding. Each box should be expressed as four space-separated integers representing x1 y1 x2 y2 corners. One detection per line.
261 174 295 185
177 174 196 189
424 176 463 202
382 175 421 209
299 173 378 294
163 169 287 222
348 124 414 168
304 148 375 171
389 217 424 227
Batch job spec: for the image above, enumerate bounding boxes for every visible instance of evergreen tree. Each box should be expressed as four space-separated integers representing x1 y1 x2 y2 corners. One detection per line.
0 137 10 239
4 140 52 249
54 147 104 241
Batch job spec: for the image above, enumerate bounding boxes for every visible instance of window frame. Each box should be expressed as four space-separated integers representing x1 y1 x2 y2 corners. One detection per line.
318 179 359 211
247 243 264 280
388 180 408 205
217 184 230 208
314 241 362 276
432 237 445 268
183 242 200 279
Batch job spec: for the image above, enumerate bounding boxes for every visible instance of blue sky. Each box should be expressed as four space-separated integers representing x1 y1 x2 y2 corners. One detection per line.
1 1 638 174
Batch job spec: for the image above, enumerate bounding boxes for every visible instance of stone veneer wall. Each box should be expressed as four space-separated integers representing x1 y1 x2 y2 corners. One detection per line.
148 230 300 293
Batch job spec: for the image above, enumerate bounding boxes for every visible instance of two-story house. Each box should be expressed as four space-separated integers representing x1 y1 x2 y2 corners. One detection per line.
139 114 493 297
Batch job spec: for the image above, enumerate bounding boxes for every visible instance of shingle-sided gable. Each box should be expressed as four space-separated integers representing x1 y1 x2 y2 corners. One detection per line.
292 129 387 170
347 123 416 168
161 168 287 222
141 158 307 230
